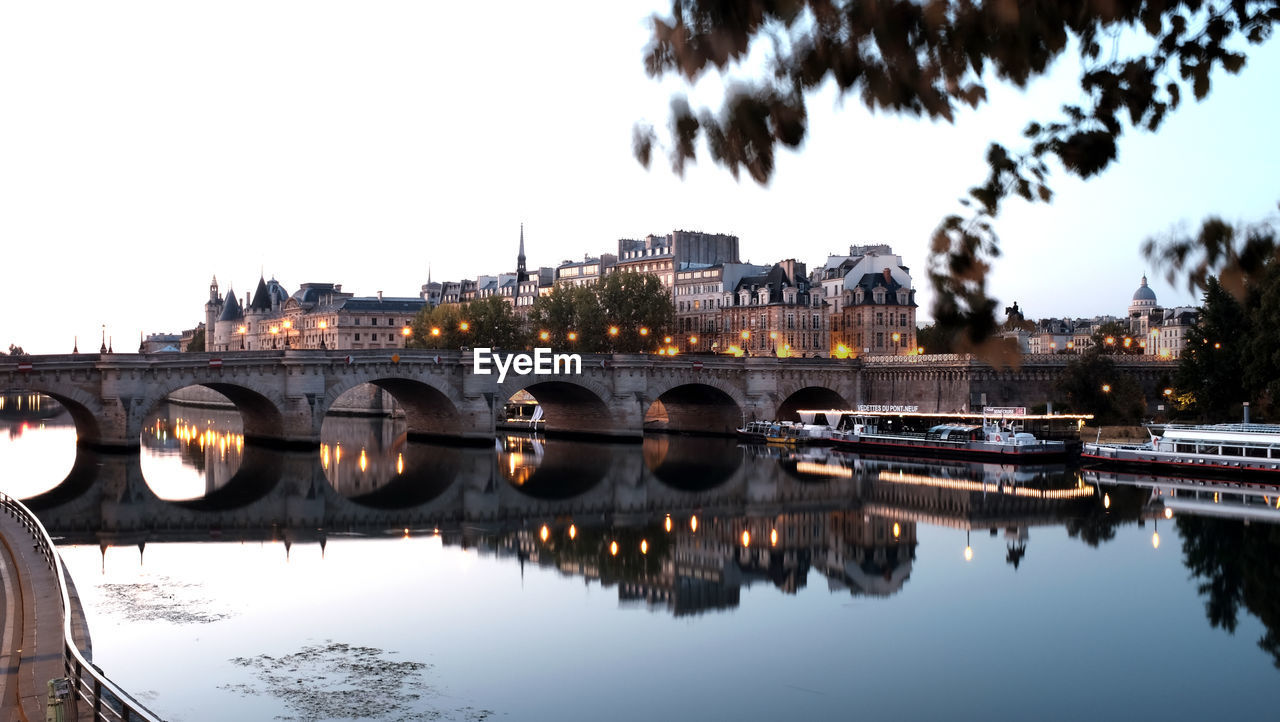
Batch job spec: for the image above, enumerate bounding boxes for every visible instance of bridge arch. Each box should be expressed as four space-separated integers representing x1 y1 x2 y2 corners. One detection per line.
499 375 625 438
775 384 853 422
136 379 287 446
644 379 745 435
1 385 104 447
319 376 463 441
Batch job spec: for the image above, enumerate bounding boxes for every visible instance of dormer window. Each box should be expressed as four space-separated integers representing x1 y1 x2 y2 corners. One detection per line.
873 288 886 304
854 288 865 304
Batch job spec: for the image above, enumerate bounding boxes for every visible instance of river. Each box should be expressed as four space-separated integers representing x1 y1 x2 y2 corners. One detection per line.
0 396 1277 721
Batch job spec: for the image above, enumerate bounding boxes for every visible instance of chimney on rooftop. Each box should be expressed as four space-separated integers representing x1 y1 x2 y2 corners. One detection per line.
377 290 383 301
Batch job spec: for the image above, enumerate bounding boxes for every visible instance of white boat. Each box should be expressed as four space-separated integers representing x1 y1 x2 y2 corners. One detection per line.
1082 423 1280 477
818 411 1070 462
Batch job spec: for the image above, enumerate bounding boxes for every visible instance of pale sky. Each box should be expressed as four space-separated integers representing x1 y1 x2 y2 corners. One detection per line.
2 1 1278 354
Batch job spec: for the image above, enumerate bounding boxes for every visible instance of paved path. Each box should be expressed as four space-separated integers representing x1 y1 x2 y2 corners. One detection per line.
0 506 73 721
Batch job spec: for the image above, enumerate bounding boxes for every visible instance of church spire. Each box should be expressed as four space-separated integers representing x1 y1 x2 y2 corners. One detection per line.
517 223 528 283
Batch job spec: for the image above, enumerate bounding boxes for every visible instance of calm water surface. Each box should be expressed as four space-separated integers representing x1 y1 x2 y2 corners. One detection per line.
1 394 1278 721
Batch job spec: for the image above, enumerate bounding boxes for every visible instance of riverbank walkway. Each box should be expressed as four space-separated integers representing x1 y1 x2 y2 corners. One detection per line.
0 500 94 721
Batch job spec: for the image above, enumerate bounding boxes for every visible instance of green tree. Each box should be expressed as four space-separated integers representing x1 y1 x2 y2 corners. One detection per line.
1174 276 1251 419
636 0 1279 353
1090 320 1142 355
915 323 957 355
528 284 608 352
1242 259 1280 415
595 272 675 353
409 304 465 349
1053 353 1146 424
185 329 206 352
464 296 528 350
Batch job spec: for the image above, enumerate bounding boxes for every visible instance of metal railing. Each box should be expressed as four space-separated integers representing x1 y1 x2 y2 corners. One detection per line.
0 491 163 721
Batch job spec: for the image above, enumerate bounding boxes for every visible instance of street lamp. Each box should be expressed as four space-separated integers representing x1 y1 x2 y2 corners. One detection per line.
401 325 411 347
459 321 470 332
1101 384 1112 393
567 331 577 342
539 330 550 342
639 327 649 337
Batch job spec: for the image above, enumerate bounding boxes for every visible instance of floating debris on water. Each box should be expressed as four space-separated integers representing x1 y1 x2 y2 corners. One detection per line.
97 578 232 624
221 641 494 721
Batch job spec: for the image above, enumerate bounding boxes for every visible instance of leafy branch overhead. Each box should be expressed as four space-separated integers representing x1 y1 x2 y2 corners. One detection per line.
636 0 1280 354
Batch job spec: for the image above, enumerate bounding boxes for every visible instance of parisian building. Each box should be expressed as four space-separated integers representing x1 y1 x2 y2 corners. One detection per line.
826 247 918 356
205 276 425 351
714 260 829 357
613 230 741 293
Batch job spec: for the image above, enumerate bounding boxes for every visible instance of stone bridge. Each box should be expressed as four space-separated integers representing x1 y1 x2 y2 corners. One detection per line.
0 350 1177 450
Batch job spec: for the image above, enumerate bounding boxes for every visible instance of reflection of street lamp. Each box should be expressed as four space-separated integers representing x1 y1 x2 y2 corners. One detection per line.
964 530 973 562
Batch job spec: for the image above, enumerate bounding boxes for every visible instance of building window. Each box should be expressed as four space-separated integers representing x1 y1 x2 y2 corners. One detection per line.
354 333 361 341
372 318 378 325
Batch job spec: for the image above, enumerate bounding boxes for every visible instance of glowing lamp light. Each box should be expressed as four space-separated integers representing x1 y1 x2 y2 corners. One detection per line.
459 321 470 332
610 540 618 556
740 330 750 340
770 528 778 547
430 327 441 337
567 331 577 341
401 326 411 337
283 320 292 329
1152 532 1161 549
1104 493 1111 509
741 530 751 547
690 515 698 533
664 515 672 533
1164 507 1173 519
1101 384 1112 393
769 331 777 340
540 525 549 542
640 539 648 554
916 346 924 354
318 320 327 330
539 330 550 341
892 332 901 342
639 327 650 336
608 326 619 336
569 524 577 539
1214 342 1221 349
689 336 698 344
892 523 901 539
964 546 973 562
663 336 672 344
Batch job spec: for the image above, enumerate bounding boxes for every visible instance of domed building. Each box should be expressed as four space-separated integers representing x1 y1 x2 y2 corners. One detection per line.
1128 275 1158 329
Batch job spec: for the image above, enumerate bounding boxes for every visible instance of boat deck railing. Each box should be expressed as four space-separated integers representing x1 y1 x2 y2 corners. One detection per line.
1159 423 1280 434
0 491 162 721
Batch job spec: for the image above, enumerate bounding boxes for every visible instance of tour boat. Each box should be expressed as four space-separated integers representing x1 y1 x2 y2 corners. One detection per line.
811 410 1074 463
736 420 831 446
1082 423 1280 478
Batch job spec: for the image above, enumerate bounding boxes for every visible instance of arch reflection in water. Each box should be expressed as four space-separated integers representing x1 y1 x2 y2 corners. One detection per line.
497 433 615 499
320 415 462 508
642 435 743 490
140 401 245 501
0 393 76 499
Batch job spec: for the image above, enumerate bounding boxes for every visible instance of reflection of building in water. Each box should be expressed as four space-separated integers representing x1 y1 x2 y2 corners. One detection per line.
481 510 919 617
320 415 409 495
142 404 245 493
0 393 64 420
